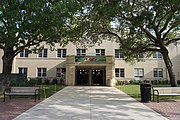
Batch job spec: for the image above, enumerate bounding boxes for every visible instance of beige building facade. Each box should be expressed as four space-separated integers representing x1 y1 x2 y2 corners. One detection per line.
0 41 180 86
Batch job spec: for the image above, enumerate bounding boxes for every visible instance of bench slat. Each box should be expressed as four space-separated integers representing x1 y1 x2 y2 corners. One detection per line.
3 86 40 102
153 87 180 102
7 93 36 95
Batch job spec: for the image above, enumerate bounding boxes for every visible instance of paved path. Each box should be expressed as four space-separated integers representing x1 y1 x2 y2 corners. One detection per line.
13 86 168 120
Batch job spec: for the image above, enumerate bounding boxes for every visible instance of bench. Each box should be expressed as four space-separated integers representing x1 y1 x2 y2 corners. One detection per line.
152 87 180 103
3 86 40 102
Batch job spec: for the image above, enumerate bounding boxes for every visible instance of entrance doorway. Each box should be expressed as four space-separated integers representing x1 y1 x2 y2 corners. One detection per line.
92 69 104 85
76 69 89 85
76 67 105 86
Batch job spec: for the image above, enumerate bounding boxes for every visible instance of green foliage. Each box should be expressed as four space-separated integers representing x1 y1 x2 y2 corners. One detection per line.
80 0 180 86
0 0 84 51
44 78 50 85
80 0 180 55
116 79 171 86
51 78 58 85
0 0 85 89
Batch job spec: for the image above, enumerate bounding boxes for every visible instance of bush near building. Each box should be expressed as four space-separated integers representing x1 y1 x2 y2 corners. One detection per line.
116 79 172 86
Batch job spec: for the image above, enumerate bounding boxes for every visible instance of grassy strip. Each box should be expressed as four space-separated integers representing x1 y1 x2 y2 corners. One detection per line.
116 85 141 101
40 84 65 98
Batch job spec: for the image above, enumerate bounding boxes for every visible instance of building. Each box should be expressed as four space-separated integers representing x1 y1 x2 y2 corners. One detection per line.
0 40 180 86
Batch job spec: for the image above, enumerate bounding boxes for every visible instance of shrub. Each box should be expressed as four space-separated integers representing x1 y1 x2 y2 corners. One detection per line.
129 80 134 84
151 80 154 85
37 78 42 85
154 80 158 85
177 80 180 85
10 79 28 86
158 80 162 84
26 78 37 86
44 79 50 84
133 80 141 85
52 78 58 84
165 80 169 84
124 80 128 85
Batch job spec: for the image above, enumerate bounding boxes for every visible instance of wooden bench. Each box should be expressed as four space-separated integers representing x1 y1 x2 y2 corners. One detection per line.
152 87 180 103
3 86 40 102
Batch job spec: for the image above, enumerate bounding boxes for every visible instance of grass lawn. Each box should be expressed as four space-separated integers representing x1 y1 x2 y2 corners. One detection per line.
116 85 141 101
40 84 65 98
116 85 180 101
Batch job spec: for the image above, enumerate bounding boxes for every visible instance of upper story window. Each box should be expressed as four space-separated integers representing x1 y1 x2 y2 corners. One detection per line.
77 49 86 56
115 68 125 77
153 52 162 59
137 52 144 58
20 49 29 58
57 49 66 58
19 67 28 74
115 49 124 58
154 68 163 78
96 49 105 56
38 49 47 58
134 68 144 78
37 68 47 77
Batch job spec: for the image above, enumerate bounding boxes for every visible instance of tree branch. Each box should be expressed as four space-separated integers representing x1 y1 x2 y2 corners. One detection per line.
156 12 169 29
96 30 123 43
159 14 173 34
140 27 157 41
165 38 180 46
162 20 180 40
13 39 42 57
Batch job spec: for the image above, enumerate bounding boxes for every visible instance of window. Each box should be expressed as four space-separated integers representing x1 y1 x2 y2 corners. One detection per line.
137 52 143 58
56 68 66 77
37 68 47 77
19 67 28 74
115 68 125 77
134 68 144 78
153 52 162 59
115 49 124 58
57 49 66 58
77 49 86 56
20 49 29 57
154 68 163 78
38 49 47 58
96 49 105 56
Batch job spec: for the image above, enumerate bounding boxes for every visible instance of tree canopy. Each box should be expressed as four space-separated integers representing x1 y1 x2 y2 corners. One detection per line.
80 0 180 86
0 0 84 89
0 0 84 55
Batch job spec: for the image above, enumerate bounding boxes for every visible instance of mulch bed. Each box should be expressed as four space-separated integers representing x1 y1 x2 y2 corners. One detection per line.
144 100 180 120
0 98 42 120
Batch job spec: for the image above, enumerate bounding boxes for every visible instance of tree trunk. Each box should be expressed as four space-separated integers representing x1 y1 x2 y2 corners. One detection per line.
0 46 14 92
161 48 178 87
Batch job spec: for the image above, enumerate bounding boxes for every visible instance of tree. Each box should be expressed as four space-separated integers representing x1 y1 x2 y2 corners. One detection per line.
0 0 83 91
80 0 180 86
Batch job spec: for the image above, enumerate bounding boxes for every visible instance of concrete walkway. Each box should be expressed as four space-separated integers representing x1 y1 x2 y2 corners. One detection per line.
13 86 168 120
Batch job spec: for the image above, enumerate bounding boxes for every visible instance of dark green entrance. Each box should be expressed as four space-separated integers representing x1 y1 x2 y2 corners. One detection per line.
76 67 105 86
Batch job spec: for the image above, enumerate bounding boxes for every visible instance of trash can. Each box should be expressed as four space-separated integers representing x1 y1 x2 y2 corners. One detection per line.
140 83 151 103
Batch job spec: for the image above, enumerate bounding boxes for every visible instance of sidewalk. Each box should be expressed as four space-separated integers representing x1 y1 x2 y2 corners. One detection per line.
13 86 168 120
